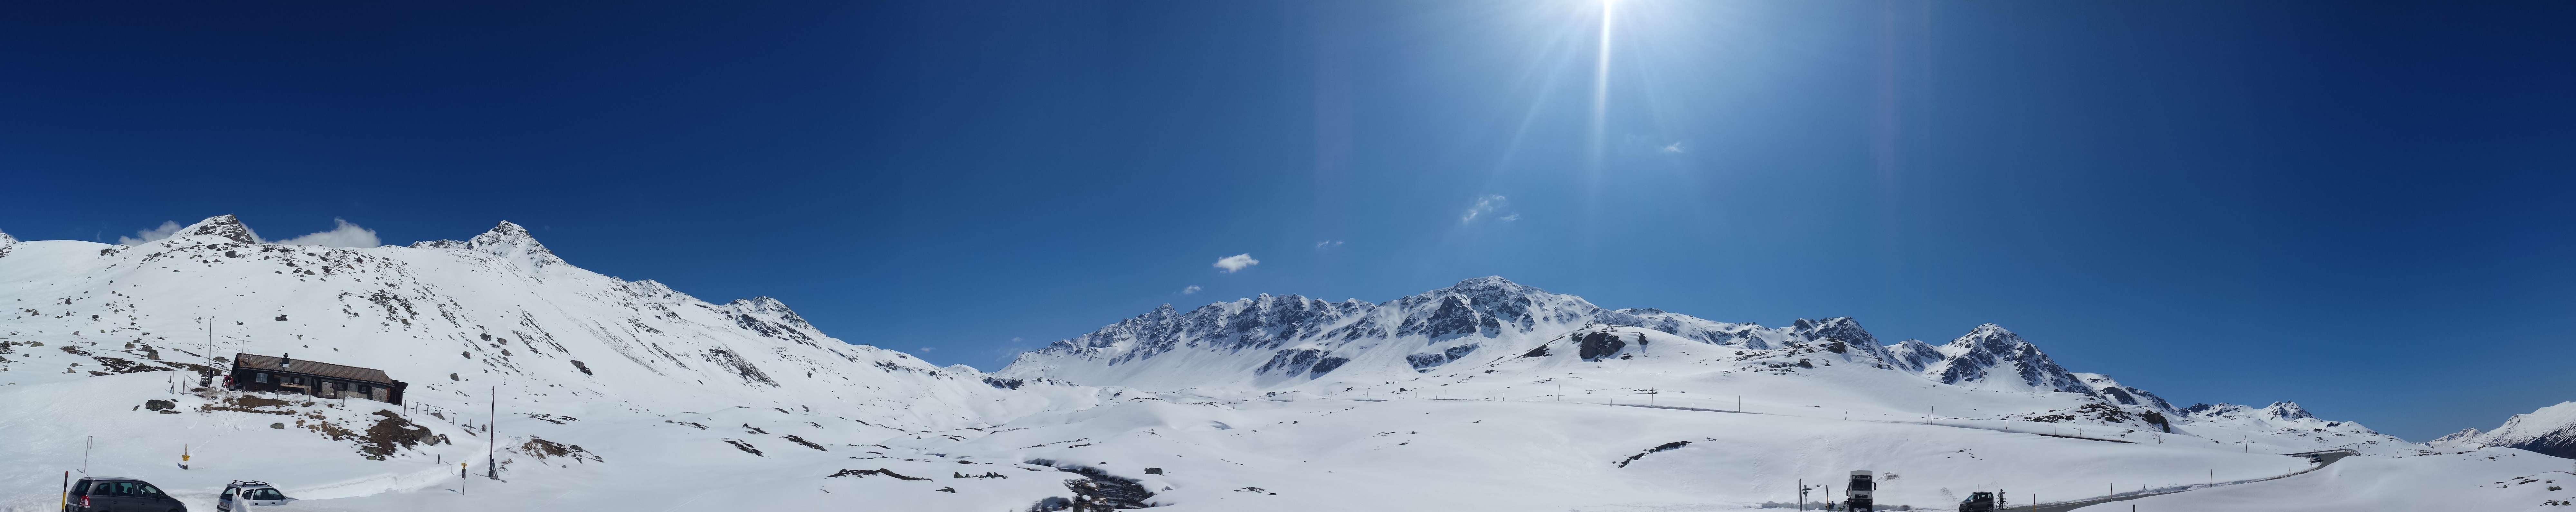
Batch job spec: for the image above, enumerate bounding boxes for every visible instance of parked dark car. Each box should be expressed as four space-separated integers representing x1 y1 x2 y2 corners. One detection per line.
64 477 185 512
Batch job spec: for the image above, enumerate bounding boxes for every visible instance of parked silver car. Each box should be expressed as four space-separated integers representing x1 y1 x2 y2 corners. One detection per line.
214 481 290 511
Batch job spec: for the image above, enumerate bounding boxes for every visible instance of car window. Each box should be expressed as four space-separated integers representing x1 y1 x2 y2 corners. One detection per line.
87 482 110 495
136 484 164 498
109 481 137 496
250 489 285 500
223 486 238 499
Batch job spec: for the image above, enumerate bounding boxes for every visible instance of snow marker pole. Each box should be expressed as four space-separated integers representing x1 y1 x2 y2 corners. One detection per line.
60 470 68 512
487 385 497 479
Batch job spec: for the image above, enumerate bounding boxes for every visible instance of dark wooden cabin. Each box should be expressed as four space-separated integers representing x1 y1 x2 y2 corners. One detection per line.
226 353 407 405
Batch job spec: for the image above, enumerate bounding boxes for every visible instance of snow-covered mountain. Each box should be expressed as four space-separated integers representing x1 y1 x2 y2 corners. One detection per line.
999 277 2431 452
1004 277 2103 398
3 220 2554 512
2432 401 2576 458
0 215 1111 511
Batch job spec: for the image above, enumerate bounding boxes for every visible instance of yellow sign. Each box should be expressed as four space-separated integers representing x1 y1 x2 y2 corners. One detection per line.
182 455 191 461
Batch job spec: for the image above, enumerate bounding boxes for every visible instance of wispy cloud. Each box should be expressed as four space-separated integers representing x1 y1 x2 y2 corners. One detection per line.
274 218 381 247
1500 213 1521 221
116 221 185 245
1661 142 1685 154
1213 253 1259 273
1182 285 1203 295
1314 240 1344 249
1462 195 1512 223
919 347 937 352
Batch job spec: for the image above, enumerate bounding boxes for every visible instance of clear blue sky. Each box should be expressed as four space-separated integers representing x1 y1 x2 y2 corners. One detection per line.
3 1 2571 441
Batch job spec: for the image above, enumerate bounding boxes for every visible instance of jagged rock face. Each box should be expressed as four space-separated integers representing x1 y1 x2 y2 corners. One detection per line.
1884 339 1943 373
0 229 16 258
1920 325 2098 396
1575 330 1631 360
2075 373 2180 414
185 214 264 244
2464 401 2576 459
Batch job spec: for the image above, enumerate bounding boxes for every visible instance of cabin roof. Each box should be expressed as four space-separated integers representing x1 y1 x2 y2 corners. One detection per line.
232 353 394 384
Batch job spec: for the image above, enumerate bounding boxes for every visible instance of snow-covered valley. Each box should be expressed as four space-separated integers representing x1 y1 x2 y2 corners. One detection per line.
1 216 2569 511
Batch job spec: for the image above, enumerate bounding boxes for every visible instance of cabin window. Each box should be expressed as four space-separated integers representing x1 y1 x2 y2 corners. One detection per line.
253 372 269 383
358 384 372 394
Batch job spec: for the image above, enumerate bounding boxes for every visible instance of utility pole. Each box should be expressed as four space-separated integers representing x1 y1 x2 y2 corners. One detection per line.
487 386 498 479
82 436 91 474
1798 479 1805 511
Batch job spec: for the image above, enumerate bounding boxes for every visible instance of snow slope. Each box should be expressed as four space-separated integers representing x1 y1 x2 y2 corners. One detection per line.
2070 447 2576 512
2 219 2556 512
0 215 1107 511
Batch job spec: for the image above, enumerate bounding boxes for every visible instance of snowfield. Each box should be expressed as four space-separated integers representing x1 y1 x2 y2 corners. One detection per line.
0 216 2568 511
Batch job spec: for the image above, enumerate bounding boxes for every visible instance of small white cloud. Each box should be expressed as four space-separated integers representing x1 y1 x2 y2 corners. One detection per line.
1182 285 1203 295
1661 142 1685 154
920 347 937 352
1462 195 1510 223
1314 240 1344 249
274 218 381 247
1213 253 1260 273
117 221 185 246
1010 337 1023 342
1500 213 1521 221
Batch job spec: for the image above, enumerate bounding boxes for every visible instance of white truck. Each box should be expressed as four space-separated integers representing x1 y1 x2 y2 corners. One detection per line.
1843 470 1875 511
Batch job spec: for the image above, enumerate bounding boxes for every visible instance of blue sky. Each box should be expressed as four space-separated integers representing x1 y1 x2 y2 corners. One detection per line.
3 1 2571 441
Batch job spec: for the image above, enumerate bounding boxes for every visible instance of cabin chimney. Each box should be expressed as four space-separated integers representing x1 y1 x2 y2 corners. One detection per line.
280 353 291 368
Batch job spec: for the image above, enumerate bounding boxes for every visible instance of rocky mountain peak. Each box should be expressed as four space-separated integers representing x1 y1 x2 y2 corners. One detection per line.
1790 317 1877 346
179 214 263 244
0 229 16 258
1920 324 2097 396
1439 275 1533 294
412 220 567 275
2261 401 2316 421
